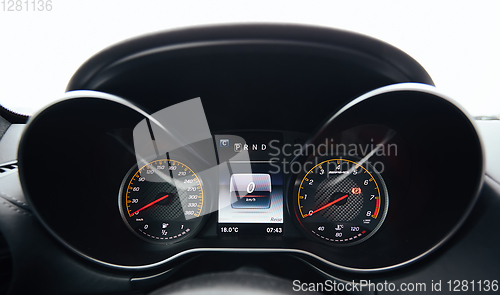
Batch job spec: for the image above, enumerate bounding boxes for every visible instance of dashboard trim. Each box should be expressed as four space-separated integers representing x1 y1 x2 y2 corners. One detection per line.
67 24 435 91
88 39 414 90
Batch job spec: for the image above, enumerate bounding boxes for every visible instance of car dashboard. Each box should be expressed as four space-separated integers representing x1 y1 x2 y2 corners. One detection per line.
0 24 499 295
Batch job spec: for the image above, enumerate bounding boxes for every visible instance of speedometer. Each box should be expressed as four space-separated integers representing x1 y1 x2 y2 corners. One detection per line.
293 157 388 245
119 158 205 243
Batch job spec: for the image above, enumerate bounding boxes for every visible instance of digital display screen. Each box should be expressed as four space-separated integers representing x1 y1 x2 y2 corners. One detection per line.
215 132 284 235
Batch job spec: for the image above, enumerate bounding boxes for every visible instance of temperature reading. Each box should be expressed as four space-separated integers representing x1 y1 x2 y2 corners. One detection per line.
220 226 239 233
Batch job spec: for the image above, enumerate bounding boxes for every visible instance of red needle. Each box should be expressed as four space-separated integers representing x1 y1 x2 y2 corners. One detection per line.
304 194 348 218
129 194 169 217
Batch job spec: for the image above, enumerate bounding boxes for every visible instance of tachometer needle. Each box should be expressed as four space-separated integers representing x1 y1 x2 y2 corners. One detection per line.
129 194 169 217
304 194 348 218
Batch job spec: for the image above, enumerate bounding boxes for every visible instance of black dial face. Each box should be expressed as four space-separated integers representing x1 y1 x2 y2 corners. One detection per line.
293 157 388 245
119 158 204 244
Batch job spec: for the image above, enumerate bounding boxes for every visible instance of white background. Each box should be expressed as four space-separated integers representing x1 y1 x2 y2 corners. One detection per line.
1 0 499 116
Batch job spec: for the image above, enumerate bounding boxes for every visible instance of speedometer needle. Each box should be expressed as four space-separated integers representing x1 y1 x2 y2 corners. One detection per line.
304 194 348 218
129 194 169 217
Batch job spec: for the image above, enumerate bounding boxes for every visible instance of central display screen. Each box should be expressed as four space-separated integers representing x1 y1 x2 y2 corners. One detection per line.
215 132 284 236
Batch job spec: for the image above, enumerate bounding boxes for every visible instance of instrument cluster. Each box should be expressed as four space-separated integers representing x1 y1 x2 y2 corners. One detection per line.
14 24 484 276
17 83 483 273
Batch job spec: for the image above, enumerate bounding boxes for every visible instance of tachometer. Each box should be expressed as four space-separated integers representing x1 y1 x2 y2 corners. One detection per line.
293 157 388 245
119 158 205 243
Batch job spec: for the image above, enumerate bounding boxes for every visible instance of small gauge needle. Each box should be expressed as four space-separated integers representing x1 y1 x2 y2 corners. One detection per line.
129 194 169 217
304 194 348 218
